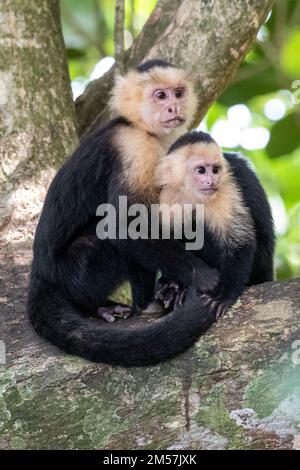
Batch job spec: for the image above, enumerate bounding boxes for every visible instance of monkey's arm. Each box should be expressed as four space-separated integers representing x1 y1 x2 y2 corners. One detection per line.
207 241 256 318
112 238 219 293
35 128 113 259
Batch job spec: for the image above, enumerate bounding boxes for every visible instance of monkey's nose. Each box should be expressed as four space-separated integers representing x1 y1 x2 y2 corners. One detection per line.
167 104 178 114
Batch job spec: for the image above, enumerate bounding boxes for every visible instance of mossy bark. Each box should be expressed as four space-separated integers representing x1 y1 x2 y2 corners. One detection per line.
77 0 274 135
0 0 78 228
1 243 300 450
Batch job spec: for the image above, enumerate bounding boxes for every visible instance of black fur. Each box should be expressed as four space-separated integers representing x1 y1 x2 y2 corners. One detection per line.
136 59 175 73
27 119 218 367
167 130 215 153
224 152 275 286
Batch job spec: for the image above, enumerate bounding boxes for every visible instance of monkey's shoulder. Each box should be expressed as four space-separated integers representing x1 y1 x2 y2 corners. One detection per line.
51 117 132 186
223 152 255 175
224 152 267 198
224 152 273 232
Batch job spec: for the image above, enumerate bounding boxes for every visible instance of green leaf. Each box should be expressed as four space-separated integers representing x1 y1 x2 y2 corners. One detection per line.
281 29 300 78
266 113 300 158
220 67 279 106
271 151 300 207
66 48 86 59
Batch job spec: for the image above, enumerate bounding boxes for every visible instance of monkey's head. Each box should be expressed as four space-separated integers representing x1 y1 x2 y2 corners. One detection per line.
155 131 229 205
110 59 197 137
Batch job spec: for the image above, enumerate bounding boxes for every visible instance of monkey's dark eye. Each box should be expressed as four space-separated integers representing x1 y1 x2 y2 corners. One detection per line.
155 91 167 100
213 166 221 174
196 166 206 174
175 89 184 98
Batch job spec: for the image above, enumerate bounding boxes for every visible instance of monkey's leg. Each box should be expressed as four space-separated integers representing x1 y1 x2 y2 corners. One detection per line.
128 264 157 311
204 242 256 320
112 238 219 294
60 237 130 314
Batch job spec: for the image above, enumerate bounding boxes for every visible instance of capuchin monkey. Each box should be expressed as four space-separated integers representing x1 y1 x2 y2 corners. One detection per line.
27 60 220 367
154 131 275 317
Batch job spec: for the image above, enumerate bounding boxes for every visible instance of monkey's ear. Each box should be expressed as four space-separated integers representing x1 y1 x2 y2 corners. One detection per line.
154 157 174 187
109 74 126 112
109 70 144 121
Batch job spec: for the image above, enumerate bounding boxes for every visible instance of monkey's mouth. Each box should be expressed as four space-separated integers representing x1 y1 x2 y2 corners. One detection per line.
162 118 185 128
201 188 218 195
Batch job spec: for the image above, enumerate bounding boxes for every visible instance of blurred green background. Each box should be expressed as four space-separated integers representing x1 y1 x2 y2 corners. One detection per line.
61 0 300 280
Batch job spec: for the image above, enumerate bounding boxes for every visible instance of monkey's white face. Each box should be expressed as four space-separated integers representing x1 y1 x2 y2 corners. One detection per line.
185 152 223 200
141 85 189 136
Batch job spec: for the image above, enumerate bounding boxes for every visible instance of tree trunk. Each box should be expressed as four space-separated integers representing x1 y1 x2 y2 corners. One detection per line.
77 0 274 136
0 0 78 231
0 244 300 450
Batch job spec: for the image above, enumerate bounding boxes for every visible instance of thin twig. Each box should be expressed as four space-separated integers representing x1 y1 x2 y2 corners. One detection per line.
93 0 107 50
128 0 135 37
274 0 287 49
288 0 300 28
114 0 125 74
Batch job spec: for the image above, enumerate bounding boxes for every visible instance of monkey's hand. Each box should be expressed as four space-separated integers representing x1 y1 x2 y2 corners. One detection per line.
194 266 219 294
155 281 187 312
201 294 234 320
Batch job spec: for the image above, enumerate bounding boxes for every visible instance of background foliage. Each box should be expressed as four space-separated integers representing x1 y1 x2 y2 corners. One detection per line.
61 0 300 280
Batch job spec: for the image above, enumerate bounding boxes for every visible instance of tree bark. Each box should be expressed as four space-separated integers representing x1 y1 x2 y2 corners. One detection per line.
0 243 299 449
0 0 78 230
114 0 125 74
76 0 274 136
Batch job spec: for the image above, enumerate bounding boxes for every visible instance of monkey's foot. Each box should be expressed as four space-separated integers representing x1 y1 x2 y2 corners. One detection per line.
97 305 134 323
155 281 187 312
201 295 233 320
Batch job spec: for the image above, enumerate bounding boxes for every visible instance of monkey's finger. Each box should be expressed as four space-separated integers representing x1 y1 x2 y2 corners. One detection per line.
171 291 181 310
113 305 134 319
122 311 133 320
210 300 219 311
167 281 181 292
114 305 132 314
177 288 187 307
97 308 116 323
157 286 176 307
215 303 226 320
201 294 213 307
163 291 177 310
156 281 181 299
216 301 231 320
155 284 171 300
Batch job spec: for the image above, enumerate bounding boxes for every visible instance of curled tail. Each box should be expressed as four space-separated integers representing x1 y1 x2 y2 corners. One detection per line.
27 276 216 367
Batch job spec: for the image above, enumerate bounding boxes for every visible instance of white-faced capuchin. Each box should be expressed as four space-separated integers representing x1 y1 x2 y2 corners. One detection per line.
27 60 221 367
154 131 275 317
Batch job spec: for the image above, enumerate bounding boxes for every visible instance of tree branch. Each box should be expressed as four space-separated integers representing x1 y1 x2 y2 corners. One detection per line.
114 0 125 74
1 242 300 449
76 0 275 136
